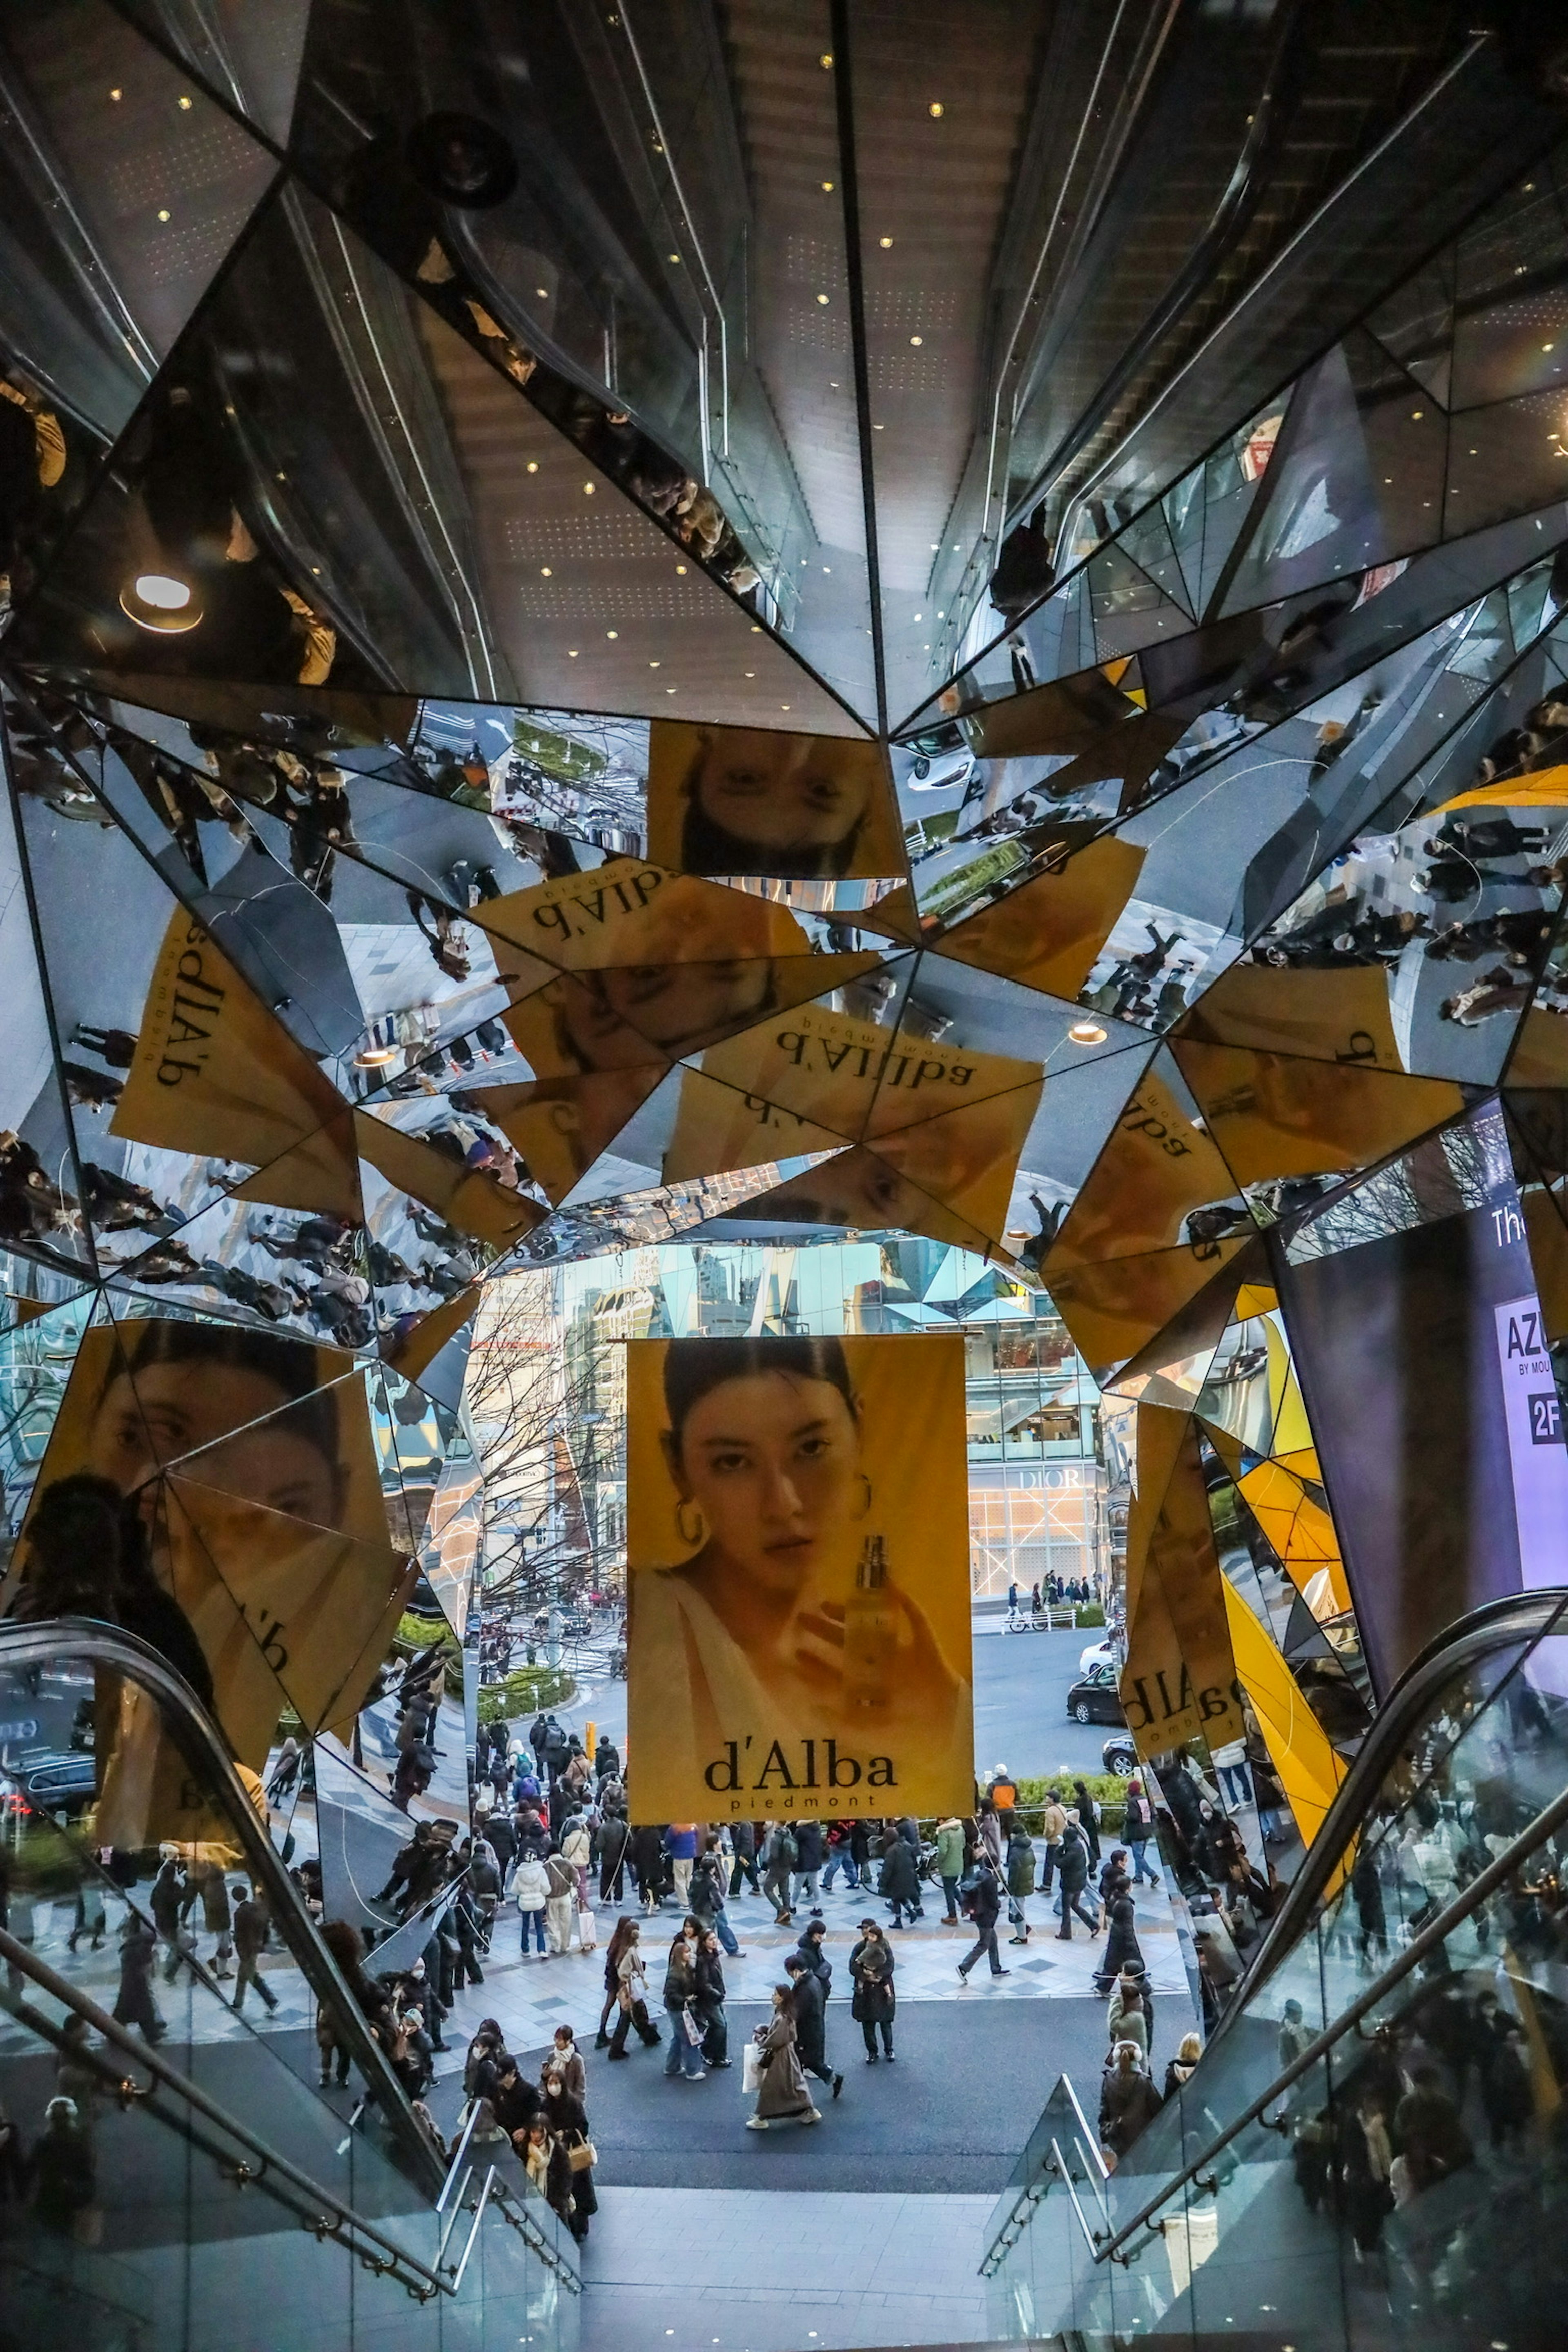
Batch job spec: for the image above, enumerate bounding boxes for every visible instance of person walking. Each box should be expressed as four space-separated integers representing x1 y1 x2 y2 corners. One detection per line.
666 1822 699 1912
596 1809 630 1905
1005 1817 1036 1944
515 1849 549 1956
1123 1779 1162 1887
112 1917 165 2045
543 1845 577 1956
957 1858 1009 1982
597 1920 635 2047
1055 1811 1100 1940
785 1953 843 2100
1038 1789 1066 1896
728 1817 761 1898
747 1984 821 2129
662 1931 707 2082
935 1815 966 1924
794 1916 833 2002
631 1821 666 1913
694 1928 730 2069
849 1919 896 2061
232 1883 279 2013
606 1922 661 2058
822 1821 858 1893
793 1817 824 1909
1073 1779 1102 1867
762 1820 797 1925
1107 1962 1154 2058
878 1825 920 1929
561 1813 593 1911
1099 2040 1163 2160
1163 2031 1202 2102
541 2064 596 2241
149 1850 189 1983
689 1839 744 1957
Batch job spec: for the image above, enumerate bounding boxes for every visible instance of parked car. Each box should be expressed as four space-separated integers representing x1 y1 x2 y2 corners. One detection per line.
1065 1664 1126 1727
2 1745 96 1817
1102 1732 1138 1779
1079 1637 1118 1677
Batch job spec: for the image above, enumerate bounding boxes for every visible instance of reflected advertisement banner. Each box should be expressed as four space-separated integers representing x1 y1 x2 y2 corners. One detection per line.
625 1332 973 1821
1277 1104 1568 1692
1 1320 410 1845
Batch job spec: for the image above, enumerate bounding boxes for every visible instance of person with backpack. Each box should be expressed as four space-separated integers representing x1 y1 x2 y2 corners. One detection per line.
1004 1817 1036 1944
957 1855 1009 1982
762 1820 798 1925
1055 1809 1100 1939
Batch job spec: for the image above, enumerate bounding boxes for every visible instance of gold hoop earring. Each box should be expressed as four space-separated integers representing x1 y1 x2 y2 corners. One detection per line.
675 1499 705 1548
852 1474 873 1522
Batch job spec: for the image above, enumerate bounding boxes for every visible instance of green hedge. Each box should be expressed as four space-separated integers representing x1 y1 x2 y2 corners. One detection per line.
394 1610 463 1672
476 1665 576 1725
1074 1603 1106 1627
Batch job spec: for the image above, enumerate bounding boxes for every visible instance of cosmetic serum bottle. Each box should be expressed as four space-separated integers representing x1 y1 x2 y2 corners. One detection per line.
843 1535 896 1710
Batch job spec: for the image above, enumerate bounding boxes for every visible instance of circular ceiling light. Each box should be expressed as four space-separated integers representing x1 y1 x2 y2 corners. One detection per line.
406 112 518 209
120 571 203 633
354 1045 399 1067
1067 1020 1107 1046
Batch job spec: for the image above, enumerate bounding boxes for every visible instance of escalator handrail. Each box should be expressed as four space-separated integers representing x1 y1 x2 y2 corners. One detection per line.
0 1924 452 2298
1209 1584 1568 2038
1071 1737 1568 2270
0 1614 445 2200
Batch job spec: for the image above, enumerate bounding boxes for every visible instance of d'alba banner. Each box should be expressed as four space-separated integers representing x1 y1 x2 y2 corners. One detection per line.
625 1332 973 1821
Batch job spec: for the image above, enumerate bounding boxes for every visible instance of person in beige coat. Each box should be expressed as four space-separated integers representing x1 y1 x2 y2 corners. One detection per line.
748 1984 822 2129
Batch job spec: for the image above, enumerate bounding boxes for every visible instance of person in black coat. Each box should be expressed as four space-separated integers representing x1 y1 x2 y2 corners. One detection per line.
785 1954 843 2098
878 1829 920 1928
793 1818 825 1904
849 1920 896 2060
541 2071 596 2237
1073 1780 1102 1867
1095 1883 1145 1996
112 1919 165 2043
958 1860 1009 1982
630 1822 667 1911
597 1810 631 1904
728 1817 761 1896
794 1917 833 2000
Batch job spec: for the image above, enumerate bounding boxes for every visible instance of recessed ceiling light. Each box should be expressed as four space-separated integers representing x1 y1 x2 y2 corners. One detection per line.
157 208 171 222
822 180 835 192
540 566 552 576
536 286 547 296
649 660 660 668
526 459 539 472
676 563 687 574
1068 1020 1107 1045
880 236 893 248
568 649 579 657
177 95 193 110
744 670 755 677
817 293 830 305
820 51 833 67
929 101 944 117
781 704 791 710
606 629 618 638
583 481 596 493
909 334 923 346
109 87 122 99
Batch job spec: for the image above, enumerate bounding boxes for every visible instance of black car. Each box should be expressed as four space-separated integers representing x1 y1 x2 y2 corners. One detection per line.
2 1745 97 1818
1065 1664 1127 1727
1102 1732 1138 1779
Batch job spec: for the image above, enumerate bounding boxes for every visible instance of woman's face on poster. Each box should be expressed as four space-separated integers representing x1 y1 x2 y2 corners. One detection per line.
89 1360 339 1523
597 957 775 1055
666 1370 863 1598
688 731 872 861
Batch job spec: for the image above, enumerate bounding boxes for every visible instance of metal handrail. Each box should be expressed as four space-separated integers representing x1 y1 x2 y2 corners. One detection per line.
0 1926 450 2299
0 1615 445 2198
1209 1585 1568 2038
983 1752 1568 2275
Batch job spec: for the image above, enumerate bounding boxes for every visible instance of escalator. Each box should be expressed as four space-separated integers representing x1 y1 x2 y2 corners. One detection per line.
0 1617 581 2352
980 1587 1568 2352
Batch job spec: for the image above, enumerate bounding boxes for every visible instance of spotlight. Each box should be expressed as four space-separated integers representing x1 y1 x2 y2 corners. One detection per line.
1067 1020 1107 1045
406 112 518 209
120 571 203 633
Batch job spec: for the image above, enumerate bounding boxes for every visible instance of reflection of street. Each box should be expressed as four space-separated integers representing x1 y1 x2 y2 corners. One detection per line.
492 1613 1116 1784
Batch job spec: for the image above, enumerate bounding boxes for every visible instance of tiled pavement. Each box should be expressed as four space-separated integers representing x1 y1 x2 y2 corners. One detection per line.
434 1872 1186 2082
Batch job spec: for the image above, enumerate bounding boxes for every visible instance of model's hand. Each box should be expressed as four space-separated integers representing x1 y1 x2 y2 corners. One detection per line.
788 1585 961 1706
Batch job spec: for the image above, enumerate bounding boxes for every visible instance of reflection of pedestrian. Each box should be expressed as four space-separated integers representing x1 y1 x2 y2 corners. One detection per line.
30 2098 95 2234
232 1884 278 2013
112 1920 165 2044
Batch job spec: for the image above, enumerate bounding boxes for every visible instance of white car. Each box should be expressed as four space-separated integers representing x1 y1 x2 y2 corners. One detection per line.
1079 1637 1119 1677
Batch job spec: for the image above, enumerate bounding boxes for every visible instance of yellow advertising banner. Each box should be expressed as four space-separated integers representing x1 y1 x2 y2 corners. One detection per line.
933 835 1147 1003
625 1333 973 1821
665 1004 1042 1247
1119 1404 1245 1759
645 722 904 881
111 913 360 1217
7 1321 409 1844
